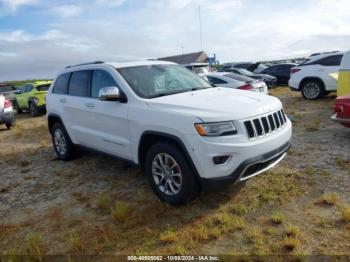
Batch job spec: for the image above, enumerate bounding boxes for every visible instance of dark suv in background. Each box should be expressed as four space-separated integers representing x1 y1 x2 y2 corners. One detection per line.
260 63 297 85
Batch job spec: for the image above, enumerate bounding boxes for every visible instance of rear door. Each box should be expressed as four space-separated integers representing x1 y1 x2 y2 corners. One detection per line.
62 70 93 145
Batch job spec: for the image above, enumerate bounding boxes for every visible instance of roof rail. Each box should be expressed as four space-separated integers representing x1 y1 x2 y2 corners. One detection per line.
65 61 105 69
310 51 341 57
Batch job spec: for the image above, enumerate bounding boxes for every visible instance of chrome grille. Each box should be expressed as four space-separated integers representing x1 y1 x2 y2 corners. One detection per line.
244 109 288 139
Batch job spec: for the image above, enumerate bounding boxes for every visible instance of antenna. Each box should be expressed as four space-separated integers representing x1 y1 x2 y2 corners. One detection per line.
198 6 203 51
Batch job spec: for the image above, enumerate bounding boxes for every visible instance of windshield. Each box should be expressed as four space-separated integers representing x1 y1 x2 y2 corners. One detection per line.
117 64 212 98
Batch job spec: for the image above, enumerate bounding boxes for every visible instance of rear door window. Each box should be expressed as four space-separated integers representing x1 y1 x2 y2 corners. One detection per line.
53 73 71 94
68 70 91 97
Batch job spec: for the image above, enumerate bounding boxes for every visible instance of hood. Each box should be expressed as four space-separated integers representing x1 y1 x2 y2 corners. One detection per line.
148 87 282 122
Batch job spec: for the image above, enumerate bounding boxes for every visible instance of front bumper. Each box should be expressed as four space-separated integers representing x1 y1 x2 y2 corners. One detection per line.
36 104 46 111
200 142 291 189
184 119 292 182
0 111 15 125
265 79 277 88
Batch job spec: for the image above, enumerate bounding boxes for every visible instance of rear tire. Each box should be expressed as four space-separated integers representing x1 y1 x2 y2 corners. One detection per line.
301 80 325 100
145 142 200 205
51 122 75 161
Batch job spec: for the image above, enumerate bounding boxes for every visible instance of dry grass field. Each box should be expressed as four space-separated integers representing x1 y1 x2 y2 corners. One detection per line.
0 87 349 257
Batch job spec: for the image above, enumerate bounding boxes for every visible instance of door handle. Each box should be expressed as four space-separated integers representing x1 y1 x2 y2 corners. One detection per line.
59 98 67 103
85 102 95 108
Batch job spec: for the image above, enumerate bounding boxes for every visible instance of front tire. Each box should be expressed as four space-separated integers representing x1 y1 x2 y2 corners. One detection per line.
301 80 325 100
51 122 75 161
5 123 12 130
145 142 200 205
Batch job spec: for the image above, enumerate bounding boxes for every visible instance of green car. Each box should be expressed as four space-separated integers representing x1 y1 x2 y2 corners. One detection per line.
14 80 52 117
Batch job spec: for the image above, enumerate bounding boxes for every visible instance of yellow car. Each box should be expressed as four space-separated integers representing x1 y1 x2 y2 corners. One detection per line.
14 80 52 117
338 50 350 97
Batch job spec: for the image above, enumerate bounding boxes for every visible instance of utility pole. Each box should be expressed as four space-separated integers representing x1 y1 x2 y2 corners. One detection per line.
198 6 203 51
181 46 184 55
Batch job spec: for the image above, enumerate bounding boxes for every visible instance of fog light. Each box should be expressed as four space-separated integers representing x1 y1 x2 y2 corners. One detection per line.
213 155 230 165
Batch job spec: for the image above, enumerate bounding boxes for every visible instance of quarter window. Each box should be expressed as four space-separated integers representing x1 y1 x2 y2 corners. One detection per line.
91 70 117 98
53 73 70 94
68 70 91 97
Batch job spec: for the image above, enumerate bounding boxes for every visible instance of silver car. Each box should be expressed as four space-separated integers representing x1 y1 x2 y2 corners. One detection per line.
0 95 15 130
205 72 269 94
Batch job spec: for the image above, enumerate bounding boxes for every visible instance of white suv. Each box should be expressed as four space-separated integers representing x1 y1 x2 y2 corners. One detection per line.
289 52 344 100
46 61 292 204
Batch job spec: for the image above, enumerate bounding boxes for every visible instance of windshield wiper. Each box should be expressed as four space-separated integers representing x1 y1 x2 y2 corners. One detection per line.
149 87 213 98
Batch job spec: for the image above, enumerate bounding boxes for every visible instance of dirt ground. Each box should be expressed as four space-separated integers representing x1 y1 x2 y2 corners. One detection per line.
0 87 349 257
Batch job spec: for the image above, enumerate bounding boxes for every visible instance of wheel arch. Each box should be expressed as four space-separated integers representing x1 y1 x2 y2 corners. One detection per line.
299 77 326 90
47 113 64 133
27 96 38 107
138 131 201 185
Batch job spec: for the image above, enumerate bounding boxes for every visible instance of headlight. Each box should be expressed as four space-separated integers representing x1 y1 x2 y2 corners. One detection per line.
194 121 237 136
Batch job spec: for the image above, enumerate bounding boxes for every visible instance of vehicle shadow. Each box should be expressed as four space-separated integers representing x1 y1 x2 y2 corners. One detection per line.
78 148 245 211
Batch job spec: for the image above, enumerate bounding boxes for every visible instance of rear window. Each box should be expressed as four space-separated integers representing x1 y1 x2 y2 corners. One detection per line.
53 73 70 94
36 84 50 92
319 55 343 66
68 70 91 97
207 76 227 85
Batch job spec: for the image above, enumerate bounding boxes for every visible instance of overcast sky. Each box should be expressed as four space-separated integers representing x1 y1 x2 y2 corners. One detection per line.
0 0 349 81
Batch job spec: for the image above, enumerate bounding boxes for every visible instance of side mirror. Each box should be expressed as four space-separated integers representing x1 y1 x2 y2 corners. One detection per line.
98 86 121 101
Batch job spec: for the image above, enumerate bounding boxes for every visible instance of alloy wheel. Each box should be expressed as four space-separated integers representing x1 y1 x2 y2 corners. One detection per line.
303 82 320 99
53 129 67 156
151 153 182 196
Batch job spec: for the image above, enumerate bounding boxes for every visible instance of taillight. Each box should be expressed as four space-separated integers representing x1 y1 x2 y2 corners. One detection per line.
239 84 254 90
4 98 12 108
291 68 301 74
